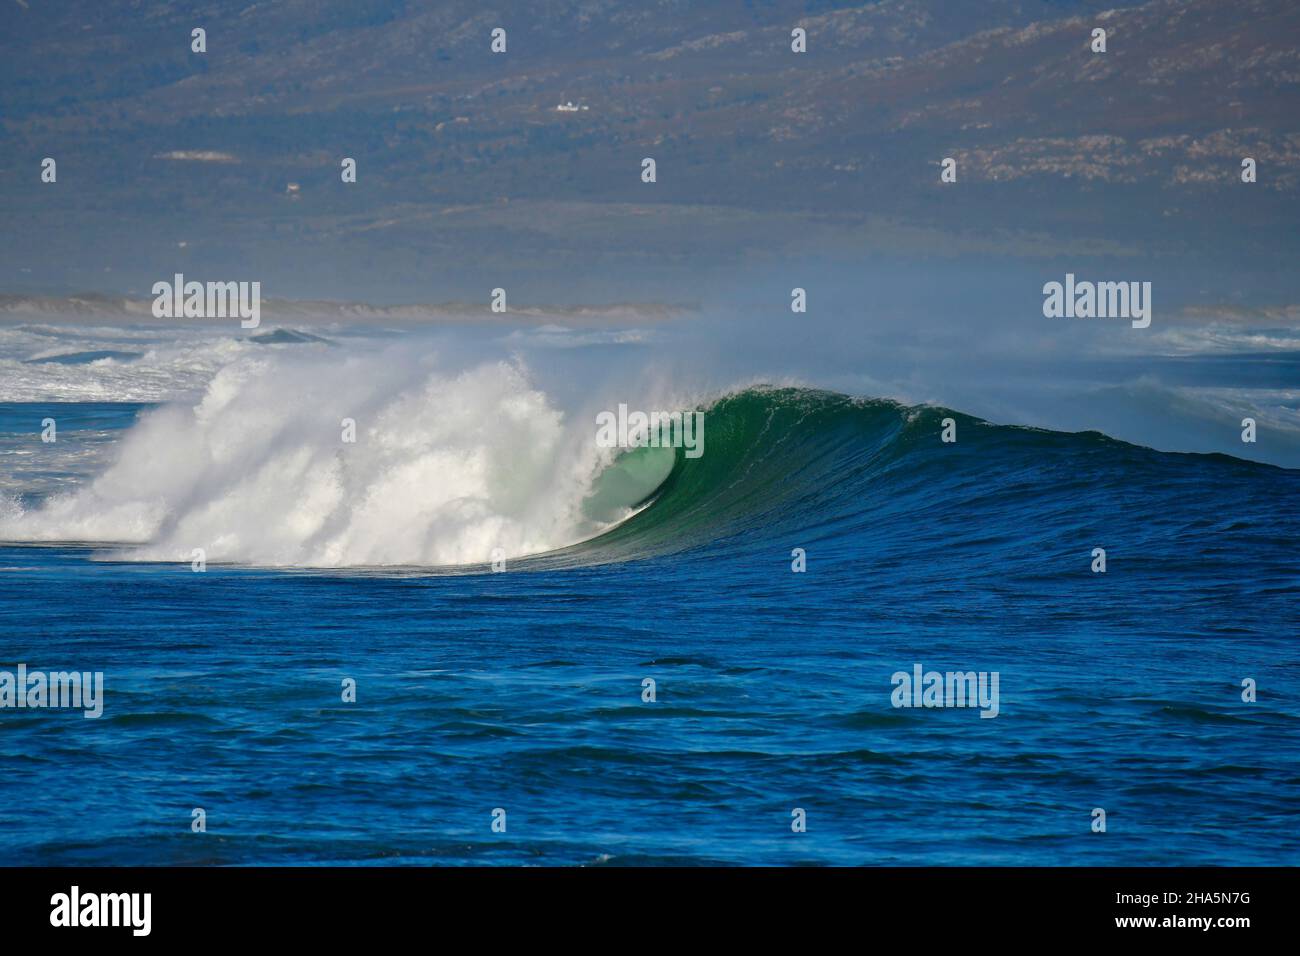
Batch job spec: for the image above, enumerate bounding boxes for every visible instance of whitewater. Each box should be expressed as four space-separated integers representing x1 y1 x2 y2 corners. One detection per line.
1 354 644 565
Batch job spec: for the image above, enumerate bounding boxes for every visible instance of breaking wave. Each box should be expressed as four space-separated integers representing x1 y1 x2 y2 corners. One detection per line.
3 349 1295 573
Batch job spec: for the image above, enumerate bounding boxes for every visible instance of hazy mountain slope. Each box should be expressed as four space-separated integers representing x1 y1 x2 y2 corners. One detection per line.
0 0 1295 301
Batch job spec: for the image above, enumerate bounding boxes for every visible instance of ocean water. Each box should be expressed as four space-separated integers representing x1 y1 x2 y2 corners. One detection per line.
1 384 1298 866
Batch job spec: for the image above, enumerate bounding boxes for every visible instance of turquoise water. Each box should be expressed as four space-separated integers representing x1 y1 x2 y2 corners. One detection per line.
0 391 1297 864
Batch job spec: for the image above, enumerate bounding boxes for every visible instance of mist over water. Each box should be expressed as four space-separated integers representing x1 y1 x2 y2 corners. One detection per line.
1 263 1297 570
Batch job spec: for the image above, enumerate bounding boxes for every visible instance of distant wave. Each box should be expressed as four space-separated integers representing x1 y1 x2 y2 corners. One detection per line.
23 349 144 365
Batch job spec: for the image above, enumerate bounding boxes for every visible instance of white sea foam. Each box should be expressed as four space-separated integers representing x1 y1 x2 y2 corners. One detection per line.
0 348 635 566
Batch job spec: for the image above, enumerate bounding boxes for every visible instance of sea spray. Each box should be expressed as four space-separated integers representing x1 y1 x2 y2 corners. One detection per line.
0 352 659 566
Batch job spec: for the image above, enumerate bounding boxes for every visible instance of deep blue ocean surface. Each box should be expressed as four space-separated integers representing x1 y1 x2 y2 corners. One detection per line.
1 392 1298 865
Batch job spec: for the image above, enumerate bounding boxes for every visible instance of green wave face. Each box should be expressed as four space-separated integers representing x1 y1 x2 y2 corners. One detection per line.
554 385 1274 570
565 387 920 564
